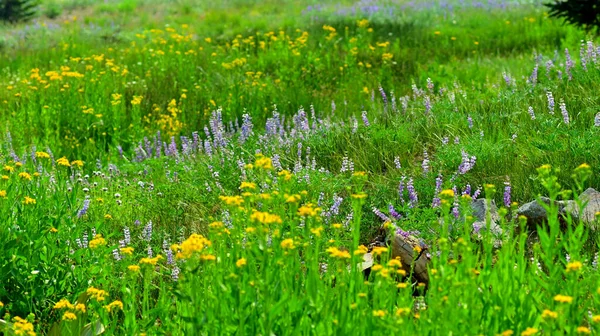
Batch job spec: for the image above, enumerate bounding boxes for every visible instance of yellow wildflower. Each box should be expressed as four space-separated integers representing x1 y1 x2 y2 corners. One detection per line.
71 160 84 168
128 265 140 272
23 196 36 205
104 300 123 313
35 151 50 159
89 234 107 249
285 194 301 203
50 227 58 233
0 190 6 198
236 258 247 268
250 211 282 225
281 238 295 249
372 310 386 317
62 312 77 321
86 287 108 302
388 259 402 268
521 327 538 336
12 316 35 336
371 246 388 256
326 247 351 259
4 165 14 172
75 303 86 313
104 214 112 220
382 53 393 62
254 155 273 169
592 315 600 323
576 326 591 334
53 299 74 310
310 227 324 237
120 247 134 255
354 245 368 256
553 294 573 303
219 195 244 206
240 182 257 190
353 171 367 177
351 192 367 199
140 255 163 265
566 261 583 272
18 172 31 180
541 309 558 319
173 234 212 259
56 157 70 167
297 204 320 217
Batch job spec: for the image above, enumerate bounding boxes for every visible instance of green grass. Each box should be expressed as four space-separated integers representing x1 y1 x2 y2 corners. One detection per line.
1 0 600 335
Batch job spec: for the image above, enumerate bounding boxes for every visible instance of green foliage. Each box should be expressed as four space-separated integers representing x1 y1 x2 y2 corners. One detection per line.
546 0 600 32
0 0 37 23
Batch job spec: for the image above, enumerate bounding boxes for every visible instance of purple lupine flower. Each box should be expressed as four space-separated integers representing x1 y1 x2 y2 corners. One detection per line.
239 114 253 144
546 91 555 114
528 106 536 120
400 96 408 114
398 177 406 203
452 202 460 219
424 96 431 115
329 194 343 216
147 245 153 258
431 196 441 208
463 184 472 196
559 99 570 124
272 154 282 171
166 248 174 265
388 204 401 219
421 150 430 175
565 48 574 80
172 266 180 281
143 221 153 241
502 72 512 86
394 156 401 169
467 115 473 128
557 70 563 80
503 182 511 207
594 113 600 127
123 226 131 245
407 178 418 208
371 89 375 103
458 150 475 174
473 187 482 200
442 137 449 145
373 207 390 222
82 232 89 248
112 249 122 261
204 140 213 157
379 86 388 107
529 64 538 87
77 198 90 218
361 111 370 126
426 78 434 93
580 42 588 71
472 222 483 234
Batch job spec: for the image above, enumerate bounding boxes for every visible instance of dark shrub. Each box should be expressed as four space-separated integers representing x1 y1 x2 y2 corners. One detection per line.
0 0 38 23
545 0 600 32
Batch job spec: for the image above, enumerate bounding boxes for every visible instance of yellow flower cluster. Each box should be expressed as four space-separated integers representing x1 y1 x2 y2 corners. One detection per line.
326 247 351 259
250 211 282 225
172 234 212 259
239 182 257 190
53 299 74 310
566 261 582 272
86 287 108 302
120 247 134 255
254 155 273 169
57 157 70 167
12 316 36 335
104 300 123 313
278 170 292 181
140 255 164 265
89 234 107 249
297 204 321 217
219 195 244 206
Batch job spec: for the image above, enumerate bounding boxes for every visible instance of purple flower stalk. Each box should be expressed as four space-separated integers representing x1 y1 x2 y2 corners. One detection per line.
467 115 473 128
373 207 390 222
528 106 535 120
424 96 431 115
407 178 418 208
77 199 90 218
559 99 570 124
379 85 388 107
394 156 401 169
546 91 555 115
426 78 434 93
361 111 370 126
565 48 574 80
529 64 538 86
594 113 600 127
503 182 511 207
421 150 430 175
388 204 401 219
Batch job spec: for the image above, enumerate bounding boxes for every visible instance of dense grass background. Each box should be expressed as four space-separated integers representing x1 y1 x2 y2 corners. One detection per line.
1 0 600 335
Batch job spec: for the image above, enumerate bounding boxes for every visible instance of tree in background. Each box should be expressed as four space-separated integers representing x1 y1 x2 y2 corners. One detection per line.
0 0 37 23
546 0 600 32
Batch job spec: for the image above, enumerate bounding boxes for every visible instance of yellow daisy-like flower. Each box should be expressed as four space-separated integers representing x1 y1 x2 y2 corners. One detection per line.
553 294 573 303
18 172 31 180
86 287 108 302
351 192 367 199
3 165 14 173
0 190 6 198
89 234 107 249
35 151 50 159
372 310 386 317
23 196 36 205
576 326 591 334
354 245 368 256
236 258 247 268
104 300 123 313
326 247 351 259
239 182 257 190
280 238 295 250
120 247 134 255
53 299 74 310
520 327 538 336
104 214 113 220
62 311 77 321
139 255 163 266
566 261 583 272
56 157 70 167
541 309 558 319
127 265 140 272
71 160 84 168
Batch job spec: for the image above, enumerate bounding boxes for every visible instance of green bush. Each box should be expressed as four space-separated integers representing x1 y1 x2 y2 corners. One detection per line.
546 0 600 32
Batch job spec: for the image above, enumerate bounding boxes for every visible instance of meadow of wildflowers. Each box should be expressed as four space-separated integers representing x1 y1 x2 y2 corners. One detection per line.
1 0 600 334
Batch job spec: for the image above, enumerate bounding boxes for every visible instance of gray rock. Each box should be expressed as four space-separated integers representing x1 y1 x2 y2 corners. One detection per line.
471 199 502 238
563 188 600 229
517 197 553 226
